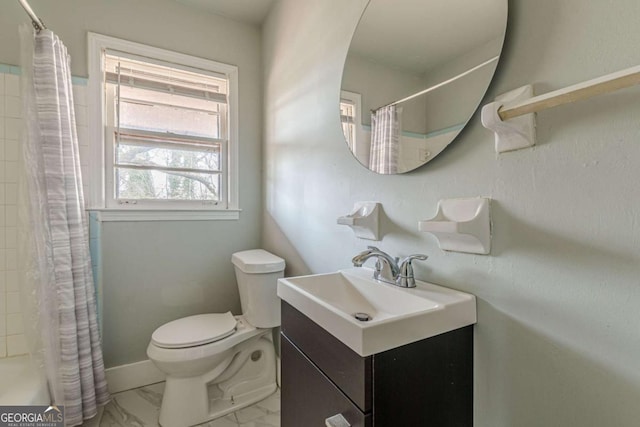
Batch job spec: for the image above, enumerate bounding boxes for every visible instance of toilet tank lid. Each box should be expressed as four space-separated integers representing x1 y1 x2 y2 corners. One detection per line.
232 249 285 274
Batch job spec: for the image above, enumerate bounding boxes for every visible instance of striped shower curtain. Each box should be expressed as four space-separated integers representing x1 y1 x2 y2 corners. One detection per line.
369 105 401 174
20 26 110 426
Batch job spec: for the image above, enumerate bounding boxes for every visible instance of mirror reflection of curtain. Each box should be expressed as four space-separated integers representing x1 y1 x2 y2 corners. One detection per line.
369 105 401 174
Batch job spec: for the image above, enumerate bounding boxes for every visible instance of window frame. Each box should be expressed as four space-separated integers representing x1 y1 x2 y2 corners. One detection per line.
87 33 240 221
340 90 363 158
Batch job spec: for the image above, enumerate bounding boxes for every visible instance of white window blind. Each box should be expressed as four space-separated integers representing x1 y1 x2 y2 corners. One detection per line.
104 52 230 207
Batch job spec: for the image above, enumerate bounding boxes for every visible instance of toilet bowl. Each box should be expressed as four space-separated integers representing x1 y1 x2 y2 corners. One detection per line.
147 249 285 427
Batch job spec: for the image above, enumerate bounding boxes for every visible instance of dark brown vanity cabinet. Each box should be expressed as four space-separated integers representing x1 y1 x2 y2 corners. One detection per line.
281 302 473 427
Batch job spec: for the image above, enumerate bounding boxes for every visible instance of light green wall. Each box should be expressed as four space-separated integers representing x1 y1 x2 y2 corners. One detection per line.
262 1 640 426
0 0 263 367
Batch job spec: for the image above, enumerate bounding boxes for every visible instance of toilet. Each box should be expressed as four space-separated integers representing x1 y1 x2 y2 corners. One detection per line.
147 249 285 427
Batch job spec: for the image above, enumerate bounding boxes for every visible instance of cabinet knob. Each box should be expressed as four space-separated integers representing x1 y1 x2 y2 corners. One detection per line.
325 413 351 427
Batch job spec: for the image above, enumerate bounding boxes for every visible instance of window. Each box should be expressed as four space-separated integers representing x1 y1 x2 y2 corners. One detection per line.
340 99 356 151
340 90 362 157
88 34 239 220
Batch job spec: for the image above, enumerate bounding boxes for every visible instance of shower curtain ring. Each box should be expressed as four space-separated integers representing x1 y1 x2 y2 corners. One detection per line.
32 20 44 32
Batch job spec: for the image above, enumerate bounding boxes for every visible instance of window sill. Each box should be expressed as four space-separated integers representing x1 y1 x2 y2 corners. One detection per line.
90 209 241 222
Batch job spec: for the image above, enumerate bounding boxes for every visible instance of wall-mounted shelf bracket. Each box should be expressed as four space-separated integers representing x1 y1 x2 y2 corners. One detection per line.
337 202 381 241
418 198 491 255
481 63 640 153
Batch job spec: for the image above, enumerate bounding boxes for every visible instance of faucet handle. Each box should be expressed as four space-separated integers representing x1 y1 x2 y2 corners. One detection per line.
368 246 399 263
397 254 428 288
400 254 428 265
366 246 399 265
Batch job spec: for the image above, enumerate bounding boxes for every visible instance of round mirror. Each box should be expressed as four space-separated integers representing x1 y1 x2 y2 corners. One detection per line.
340 0 508 174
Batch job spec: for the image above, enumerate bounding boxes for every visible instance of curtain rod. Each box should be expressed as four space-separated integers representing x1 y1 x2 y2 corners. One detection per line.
18 0 46 32
374 55 500 112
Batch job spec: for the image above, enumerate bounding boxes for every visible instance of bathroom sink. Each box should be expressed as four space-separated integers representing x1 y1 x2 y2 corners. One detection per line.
277 267 476 356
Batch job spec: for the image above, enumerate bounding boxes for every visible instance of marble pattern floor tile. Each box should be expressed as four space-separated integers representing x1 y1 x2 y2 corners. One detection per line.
88 384 279 427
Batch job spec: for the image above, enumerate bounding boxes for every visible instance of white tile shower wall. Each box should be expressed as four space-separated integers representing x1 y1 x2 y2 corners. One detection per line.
0 68 91 358
0 70 18 358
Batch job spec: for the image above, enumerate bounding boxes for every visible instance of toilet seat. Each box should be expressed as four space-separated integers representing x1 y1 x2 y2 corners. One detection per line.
147 315 264 366
151 312 237 349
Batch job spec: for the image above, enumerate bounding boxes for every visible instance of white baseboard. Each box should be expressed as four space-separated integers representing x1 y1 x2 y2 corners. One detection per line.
105 359 165 394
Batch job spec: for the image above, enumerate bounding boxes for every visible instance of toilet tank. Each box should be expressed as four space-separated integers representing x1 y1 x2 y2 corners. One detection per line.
231 249 285 328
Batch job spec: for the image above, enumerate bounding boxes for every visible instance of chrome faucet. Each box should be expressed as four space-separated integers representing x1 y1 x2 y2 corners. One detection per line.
352 246 428 288
352 246 400 284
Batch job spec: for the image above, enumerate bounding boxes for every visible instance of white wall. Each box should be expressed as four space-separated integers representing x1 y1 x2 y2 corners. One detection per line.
263 1 640 426
0 0 263 367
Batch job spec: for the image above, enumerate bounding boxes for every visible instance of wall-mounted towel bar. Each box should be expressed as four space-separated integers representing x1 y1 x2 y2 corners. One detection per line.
482 64 640 152
500 64 640 120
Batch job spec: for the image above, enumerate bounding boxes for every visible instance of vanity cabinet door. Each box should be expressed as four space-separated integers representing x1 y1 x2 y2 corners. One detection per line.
281 301 372 412
281 335 372 427
372 325 474 426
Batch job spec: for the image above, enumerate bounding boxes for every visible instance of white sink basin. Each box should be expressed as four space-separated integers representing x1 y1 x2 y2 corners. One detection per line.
277 267 476 356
